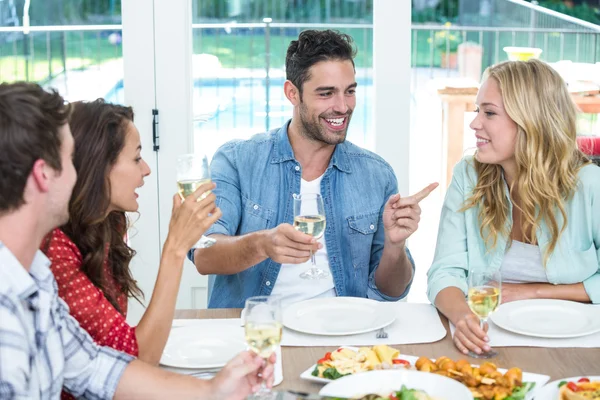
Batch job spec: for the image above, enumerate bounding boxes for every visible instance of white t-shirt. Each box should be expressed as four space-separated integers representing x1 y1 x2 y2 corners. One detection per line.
500 240 549 284
270 174 336 307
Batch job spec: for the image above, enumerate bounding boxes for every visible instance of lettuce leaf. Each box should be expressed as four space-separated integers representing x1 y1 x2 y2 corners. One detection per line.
474 381 536 400
322 367 350 380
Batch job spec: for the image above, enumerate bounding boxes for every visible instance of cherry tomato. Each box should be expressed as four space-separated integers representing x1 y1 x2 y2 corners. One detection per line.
567 382 581 392
392 359 410 366
578 377 590 383
317 351 332 364
389 394 398 400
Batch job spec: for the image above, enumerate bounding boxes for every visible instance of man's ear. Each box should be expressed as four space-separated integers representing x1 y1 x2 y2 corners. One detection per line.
284 80 301 106
30 159 52 193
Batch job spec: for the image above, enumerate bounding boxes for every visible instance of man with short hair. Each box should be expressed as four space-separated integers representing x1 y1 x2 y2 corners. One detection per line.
191 30 437 308
0 82 273 399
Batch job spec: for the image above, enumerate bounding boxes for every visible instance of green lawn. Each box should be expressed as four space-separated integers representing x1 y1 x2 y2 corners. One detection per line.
192 27 374 69
1 27 598 84
0 30 122 82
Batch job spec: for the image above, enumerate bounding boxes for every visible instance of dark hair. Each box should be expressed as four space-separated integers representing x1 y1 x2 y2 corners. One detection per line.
0 82 71 213
60 99 142 313
285 29 357 98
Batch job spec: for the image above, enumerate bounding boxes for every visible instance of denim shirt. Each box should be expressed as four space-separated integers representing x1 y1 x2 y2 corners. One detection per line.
427 157 600 304
191 121 415 308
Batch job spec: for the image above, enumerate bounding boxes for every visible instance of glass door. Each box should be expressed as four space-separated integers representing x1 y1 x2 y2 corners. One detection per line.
151 0 414 309
0 0 125 103
0 0 160 323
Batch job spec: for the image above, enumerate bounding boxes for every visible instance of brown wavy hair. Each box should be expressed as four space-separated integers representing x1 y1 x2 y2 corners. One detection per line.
59 99 143 313
462 59 590 265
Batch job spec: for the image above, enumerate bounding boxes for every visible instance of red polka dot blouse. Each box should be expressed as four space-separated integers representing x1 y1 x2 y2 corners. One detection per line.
44 228 140 355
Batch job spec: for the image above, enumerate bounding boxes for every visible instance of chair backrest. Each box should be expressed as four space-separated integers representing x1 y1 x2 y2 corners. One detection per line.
577 136 600 156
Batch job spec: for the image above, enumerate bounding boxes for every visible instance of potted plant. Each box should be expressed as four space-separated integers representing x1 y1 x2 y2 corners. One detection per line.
432 22 462 69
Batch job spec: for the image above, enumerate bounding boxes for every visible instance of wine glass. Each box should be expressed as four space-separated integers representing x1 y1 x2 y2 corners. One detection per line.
244 296 282 399
467 267 502 359
293 193 328 280
176 153 216 248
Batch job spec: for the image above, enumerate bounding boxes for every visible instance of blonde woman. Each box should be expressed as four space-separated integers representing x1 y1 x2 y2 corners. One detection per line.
427 59 600 355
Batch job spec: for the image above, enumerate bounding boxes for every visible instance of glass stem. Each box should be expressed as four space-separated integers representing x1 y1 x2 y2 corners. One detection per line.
310 249 316 267
255 356 270 395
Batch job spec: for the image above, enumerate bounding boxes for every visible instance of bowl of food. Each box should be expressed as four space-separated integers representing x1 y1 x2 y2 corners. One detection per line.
318 369 473 400
503 46 543 61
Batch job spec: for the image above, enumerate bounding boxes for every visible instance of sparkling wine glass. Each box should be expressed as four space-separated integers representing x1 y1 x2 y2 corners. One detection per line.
467 267 502 358
244 296 282 399
176 153 216 248
293 193 328 279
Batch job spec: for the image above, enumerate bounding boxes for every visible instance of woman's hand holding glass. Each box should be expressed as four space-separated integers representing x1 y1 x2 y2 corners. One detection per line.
452 309 492 356
176 153 218 249
453 268 501 358
164 181 222 256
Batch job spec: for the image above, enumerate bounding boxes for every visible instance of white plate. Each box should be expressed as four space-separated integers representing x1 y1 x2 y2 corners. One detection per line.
490 299 600 338
319 370 473 399
282 297 395 336
534 376 600 399
301 348 550 400
160 325 246 369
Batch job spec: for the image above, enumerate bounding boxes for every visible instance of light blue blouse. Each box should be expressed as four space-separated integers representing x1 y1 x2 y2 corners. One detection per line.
427 157 600 304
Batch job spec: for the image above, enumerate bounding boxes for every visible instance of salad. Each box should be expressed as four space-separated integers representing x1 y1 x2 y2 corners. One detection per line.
311 346 411 380
326 385 440 400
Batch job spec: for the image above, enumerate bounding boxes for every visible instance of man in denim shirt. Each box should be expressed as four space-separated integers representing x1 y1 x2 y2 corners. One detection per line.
191 30 438 308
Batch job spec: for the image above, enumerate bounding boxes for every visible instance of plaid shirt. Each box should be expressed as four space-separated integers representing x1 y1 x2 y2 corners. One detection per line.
0 242 133 399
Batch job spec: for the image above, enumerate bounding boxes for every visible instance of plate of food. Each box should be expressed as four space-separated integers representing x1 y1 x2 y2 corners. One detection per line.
319 370 473 399
300 345 549 399
282 297 395 336
534 376 600 399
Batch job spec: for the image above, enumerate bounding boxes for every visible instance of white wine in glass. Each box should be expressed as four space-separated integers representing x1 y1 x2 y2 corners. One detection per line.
293 193 328 280
244 296 282 399
468 286 500 319
176 154 215 248
177 178 212 201
467 268 501 359
293 215 326 239
244 321 283 359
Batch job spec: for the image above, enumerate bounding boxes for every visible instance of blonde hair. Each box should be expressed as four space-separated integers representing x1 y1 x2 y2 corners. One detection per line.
463 59 589 264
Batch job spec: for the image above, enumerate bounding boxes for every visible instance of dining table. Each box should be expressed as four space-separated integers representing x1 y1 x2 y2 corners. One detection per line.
174 308 600 394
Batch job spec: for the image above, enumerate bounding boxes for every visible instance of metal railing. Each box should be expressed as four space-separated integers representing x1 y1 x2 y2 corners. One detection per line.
456 0 600 33
192 0 372 23
496 0 600 32
411 24 600 74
